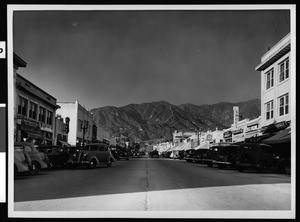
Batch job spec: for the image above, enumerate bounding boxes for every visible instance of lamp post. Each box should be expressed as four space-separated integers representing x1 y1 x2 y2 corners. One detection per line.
82 123 87 146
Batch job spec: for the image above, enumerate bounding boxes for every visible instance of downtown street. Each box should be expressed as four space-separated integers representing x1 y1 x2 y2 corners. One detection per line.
14 156 291 212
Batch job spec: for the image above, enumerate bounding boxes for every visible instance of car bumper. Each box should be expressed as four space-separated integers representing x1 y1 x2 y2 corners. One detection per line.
213 160 234 166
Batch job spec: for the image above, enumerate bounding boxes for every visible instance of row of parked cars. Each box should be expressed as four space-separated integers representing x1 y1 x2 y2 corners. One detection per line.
170 142 290 174
14 142 116 177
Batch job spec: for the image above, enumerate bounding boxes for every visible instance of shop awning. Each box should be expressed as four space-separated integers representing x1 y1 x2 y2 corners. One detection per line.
262 127 291 144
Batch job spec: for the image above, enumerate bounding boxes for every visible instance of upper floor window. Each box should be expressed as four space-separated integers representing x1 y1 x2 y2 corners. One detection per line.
279 94 289 116
46 110 53 125
265 100 274 120
39 107 46 123
18 96 28 116
279 58 289 82
29 102 38 120
266 69 274 90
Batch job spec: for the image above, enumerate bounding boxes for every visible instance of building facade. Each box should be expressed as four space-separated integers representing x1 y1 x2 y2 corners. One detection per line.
56 100 95 146
255 33 291 133
14 54 58 145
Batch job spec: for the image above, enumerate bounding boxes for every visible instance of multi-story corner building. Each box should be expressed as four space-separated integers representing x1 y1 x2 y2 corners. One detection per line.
14 54 58 145
56 100 95 146
255 33 291 133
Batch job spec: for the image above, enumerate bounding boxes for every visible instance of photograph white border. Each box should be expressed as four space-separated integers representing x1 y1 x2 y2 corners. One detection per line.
7 4 296 219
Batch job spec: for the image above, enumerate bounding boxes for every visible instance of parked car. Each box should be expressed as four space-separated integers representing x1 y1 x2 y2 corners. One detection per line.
14 149 32 177
202 144 232 167
38 145 70 168
184 149 196 162
213 145 240 169
118 148 130 160
14 142 49 174
150 150 159 158
132 151 141 158
193 149 209 164
109 146 120 160
235 143 279 172
68 143 115 168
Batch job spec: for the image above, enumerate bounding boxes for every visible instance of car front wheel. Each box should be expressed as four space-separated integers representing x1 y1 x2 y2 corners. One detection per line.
30 161 40 175
89 159 96 169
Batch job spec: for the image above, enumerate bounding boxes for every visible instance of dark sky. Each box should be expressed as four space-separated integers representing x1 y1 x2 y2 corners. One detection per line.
13 9 291 110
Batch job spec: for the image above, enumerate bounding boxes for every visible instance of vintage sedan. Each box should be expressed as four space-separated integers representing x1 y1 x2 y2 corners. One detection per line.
68 143 115 168
132 151 141 158
193 149 209 164
38 145 70 168
202 143 233 167
14 142 49 175
14 150 32 177
213 145 240 169
235 143 280 173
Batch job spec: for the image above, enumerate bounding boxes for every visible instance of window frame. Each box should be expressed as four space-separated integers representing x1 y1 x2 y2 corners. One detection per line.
265 68 274 90
265 100 274 120
279 58 289 83
278 93 289 116
29 101 38 120
18 96 28 116
39 106 46 123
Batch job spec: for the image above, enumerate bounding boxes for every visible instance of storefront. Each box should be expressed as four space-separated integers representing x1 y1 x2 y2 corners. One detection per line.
16 115 53 145
232 128 245 143
223 130 232 143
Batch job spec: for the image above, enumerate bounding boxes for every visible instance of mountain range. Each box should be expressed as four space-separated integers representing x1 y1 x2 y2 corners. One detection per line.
91 99 261 142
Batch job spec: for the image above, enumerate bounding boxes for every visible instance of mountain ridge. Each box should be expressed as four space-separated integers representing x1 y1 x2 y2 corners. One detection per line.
91 99 261 142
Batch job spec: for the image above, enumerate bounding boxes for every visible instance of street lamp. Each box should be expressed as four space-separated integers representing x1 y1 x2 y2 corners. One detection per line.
82 123 87 146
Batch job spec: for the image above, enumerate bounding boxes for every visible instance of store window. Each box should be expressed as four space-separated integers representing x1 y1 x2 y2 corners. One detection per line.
39 107 46 123
78 119 83 131
266 69 274 90
29 102 38 120
279 94 289 116
265 100 274 120
279 58 289 82
18 96 28 116
46 110 53 125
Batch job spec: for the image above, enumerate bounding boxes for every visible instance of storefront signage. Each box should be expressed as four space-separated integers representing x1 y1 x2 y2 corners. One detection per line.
232 128 243 134
40 122 53 132
233 106 239 129
20 117 40 134
223 131 232 138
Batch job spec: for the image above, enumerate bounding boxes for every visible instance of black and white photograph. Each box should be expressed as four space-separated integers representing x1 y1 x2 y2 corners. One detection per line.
5 4 296 219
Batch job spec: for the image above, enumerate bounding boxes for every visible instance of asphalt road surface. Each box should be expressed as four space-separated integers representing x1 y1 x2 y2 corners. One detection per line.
13 157 292 214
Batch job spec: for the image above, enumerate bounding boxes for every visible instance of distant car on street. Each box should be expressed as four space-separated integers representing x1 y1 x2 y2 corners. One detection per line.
184 149 196 162
132 151 141 158
14 142 49 175
118 148 130 160
68 143 115 168
193 149 209 164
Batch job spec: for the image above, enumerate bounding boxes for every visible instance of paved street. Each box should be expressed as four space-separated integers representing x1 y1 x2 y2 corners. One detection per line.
14 157 291 212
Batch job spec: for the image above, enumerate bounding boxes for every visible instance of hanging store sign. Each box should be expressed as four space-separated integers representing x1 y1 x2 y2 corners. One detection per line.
223 131 232 138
